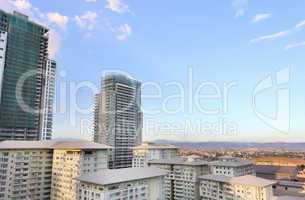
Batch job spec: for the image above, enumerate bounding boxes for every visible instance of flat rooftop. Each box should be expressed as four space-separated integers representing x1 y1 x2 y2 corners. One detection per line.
209 160 253 167
0 140 112 150
255 165 298 175
148 158 209 166
76 167 167 185
132 142 179 150
200 174 276 187
272 196 305 200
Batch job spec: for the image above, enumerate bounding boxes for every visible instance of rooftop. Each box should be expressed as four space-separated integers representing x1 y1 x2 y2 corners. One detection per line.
148 158 209 166
76 167 167 185
132 142 179 150
209 160 253 167
272 196 305 200
255 165 299 175
277 181 305 188
0 140 112 150
199 175 276 187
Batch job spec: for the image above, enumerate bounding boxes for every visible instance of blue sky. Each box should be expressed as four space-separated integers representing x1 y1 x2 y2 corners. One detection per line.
2 0 305 142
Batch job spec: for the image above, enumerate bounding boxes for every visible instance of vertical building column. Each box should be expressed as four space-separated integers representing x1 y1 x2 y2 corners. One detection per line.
0 31 7 103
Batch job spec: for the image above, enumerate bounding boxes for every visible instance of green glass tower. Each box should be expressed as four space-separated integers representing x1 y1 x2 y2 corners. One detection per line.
0 10 53 140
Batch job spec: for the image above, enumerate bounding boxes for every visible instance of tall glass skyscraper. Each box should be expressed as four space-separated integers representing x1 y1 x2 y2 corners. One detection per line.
94 74 142 169
0 10 56 140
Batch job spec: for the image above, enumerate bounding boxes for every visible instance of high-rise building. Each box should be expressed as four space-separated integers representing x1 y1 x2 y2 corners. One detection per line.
0 140 112 200
132 141 179 168
93 93 101 143
94 73 142 169
0 10 55 140
40 59 56 140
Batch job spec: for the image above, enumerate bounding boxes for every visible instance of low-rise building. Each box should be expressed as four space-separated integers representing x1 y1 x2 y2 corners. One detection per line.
209 156 255 177
76 167 167 200
132 142 179 167
0 140 112 200
50 141 111 200
199 174 276 200
255 165 299 181
148 158 210 200
273 181 305 198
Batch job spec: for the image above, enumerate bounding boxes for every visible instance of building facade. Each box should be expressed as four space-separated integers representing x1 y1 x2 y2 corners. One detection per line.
0 10 55 140
132 142 179 168
209 156 255 177
199 175 276 200
94 74 142 169
40 59 56 140
0 147 53 199
0 140 111 200
149 158 210 200
76 167 167 200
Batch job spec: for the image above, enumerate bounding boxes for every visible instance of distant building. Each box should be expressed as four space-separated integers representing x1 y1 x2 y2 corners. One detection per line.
149 158 210 200
76 167 167 200
199 175 276 200
0 140 111 200
255 165 299 181
209 156 255 177
272 196 305 200
253 157 305 167
0 10 55 140
94 74 142 169
273 181 305 198
132 141 179 167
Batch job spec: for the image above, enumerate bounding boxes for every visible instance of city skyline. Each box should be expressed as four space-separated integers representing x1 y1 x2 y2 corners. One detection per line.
1 0 305 142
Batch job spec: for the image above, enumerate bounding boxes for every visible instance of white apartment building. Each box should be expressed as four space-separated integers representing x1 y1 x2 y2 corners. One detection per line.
148 158 210 200
0 140 112 200
199 174 276 200
132 142 179 168
209 156 255 177
51 141 111 200
76 167 167 200
0 142 53 199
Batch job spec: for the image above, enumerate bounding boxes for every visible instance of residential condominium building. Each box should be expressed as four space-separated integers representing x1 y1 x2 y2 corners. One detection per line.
132 141 179 168
76 167 167 200
0 10 56 140
0 140 112 200
148 158 210 200
94 73 142 169
209 156 255 177
199 174 276 200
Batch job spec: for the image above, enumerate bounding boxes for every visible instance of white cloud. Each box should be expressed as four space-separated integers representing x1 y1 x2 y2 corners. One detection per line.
285 41 305 50
105 0 129 13
10 0 31 10
47 12 69 29
251 13 271 23
232 0 248 18
0 1 62 59
116 23 132 40
295 19 305 29
48 30 61 59
250 30 290 43
75 11 98 30
85 0 97 2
